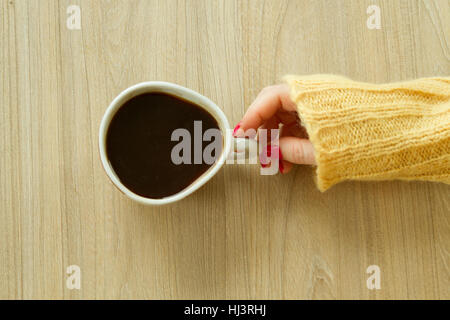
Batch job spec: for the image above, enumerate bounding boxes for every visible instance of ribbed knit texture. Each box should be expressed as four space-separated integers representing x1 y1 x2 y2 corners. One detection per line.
284 74 450 191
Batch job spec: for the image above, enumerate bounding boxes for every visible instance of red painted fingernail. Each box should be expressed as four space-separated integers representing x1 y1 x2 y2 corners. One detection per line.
233 123 241 137
266 145 272 157
260 145 281 168
279 148 284 173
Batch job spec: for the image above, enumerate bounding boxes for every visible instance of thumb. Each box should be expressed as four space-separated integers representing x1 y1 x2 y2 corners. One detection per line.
279 136 316 165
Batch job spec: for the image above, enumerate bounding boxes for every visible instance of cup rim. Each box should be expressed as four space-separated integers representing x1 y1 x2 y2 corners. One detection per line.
98 81 232 205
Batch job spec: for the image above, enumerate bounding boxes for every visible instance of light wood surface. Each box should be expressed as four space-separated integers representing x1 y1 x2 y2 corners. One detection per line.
1 0 449 300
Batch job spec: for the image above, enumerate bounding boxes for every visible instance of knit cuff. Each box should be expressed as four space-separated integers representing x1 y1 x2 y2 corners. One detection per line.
284 75 450 191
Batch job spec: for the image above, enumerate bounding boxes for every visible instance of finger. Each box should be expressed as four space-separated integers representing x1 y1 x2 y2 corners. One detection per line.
279 136 316 165
237 84 296 135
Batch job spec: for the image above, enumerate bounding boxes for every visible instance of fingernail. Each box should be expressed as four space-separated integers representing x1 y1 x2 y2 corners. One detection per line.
260 144 281 168
232 123 240 135
233 123 244 137
260 145 284 172
279 148 284 173
260 155 269 168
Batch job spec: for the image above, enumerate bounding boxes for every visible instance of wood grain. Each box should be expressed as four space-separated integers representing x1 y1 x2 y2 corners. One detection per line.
1 0 449 299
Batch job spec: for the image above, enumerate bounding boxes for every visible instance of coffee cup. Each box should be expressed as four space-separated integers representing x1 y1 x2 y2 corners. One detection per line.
99 81 257 205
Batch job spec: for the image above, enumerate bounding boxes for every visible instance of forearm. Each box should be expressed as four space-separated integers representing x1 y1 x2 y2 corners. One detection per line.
284 74 450 191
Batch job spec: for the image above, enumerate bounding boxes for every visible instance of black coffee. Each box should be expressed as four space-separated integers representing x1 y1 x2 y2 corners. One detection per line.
106 92 222 199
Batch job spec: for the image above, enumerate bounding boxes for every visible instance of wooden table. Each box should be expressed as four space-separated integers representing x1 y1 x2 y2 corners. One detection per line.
1 0 449 299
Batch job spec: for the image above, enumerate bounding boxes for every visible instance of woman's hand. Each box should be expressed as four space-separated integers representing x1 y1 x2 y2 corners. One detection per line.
233 84 316 173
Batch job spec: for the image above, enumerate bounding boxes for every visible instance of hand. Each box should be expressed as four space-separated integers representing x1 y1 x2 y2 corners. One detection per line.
233 84 316 173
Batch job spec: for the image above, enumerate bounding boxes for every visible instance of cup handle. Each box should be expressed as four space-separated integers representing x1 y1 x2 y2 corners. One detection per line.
232 137 259 162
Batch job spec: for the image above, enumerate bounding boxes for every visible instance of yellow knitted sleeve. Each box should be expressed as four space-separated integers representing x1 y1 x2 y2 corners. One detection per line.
284 74 450 191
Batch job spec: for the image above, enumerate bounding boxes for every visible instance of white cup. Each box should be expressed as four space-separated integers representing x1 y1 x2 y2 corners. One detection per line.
99 81 257 205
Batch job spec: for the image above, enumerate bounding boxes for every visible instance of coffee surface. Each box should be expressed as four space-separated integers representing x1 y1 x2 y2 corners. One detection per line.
106 92 221 199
